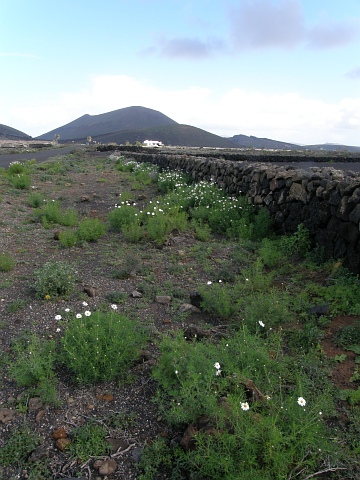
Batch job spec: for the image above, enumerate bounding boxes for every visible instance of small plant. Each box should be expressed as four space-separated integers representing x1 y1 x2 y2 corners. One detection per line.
334 321 360 348
28 192 45 208
0 252 15 272
9 173 31 189
7 161 27 175
8 334 58 404
77 218 106 242
59 229 78 248
190 218 211 241
105 291 128 303
279 223 311 257
108 204 138 232
7 299 26 313
61 308 148 384
68 421 110 461
0 427 39 467
33 260 77 299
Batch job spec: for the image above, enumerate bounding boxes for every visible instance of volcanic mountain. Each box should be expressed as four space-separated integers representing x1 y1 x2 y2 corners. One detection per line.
0 124 32 140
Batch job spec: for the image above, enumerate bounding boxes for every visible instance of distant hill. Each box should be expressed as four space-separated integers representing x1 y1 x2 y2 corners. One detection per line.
300 143 360 153
228 134 360 153
228 134 300 150
92 124 236 148
36 106 177 141
0 124 31 140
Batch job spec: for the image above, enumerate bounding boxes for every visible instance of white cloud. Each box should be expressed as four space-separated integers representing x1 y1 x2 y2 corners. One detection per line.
4 74 360 146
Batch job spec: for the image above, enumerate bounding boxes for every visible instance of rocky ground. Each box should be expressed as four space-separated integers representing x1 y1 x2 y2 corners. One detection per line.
0 150 358 479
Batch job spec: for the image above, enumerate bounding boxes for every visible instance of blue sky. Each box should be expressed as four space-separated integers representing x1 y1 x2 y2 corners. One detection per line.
1 0 360 145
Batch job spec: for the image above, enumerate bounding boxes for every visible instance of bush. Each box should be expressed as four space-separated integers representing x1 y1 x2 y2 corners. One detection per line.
59 230 78 248
108 205 138 232
10 173 31 189
77 218 106 242
68 421 110 461
34 260 77 299
28 192 45 208
0 428 39 467
8 334 58 404
61 308 148 384
0 252 15 272
7 161 27 175
151 329 336 479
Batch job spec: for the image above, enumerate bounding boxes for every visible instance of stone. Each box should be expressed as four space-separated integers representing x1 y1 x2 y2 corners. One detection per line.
131 290 142 298
56 437 71 451
155 295 171 304
84 285 97 297
179 303 201 313
0 407 15 423
53 427 67 439
94 458 117 475
35 409 46 423
105 437 129 454
28 397 43 411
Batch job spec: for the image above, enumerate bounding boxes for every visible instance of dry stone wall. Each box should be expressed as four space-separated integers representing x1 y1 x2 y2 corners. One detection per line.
117 151 360 273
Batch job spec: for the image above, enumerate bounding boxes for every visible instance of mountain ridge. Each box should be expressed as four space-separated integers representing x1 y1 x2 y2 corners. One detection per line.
1 106 360 151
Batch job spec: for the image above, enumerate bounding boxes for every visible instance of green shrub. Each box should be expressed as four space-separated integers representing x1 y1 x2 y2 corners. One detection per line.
77 218 106 242
59 230 78 248
28 192 45 208
151 329 336 479
34 260 77 299
122 220 144 242
8 334 58 404
7 161 27 175
279 223 311 257
108 204 138 232
61 309 148 384
68 421 110 461
10 173 31 189
38 201 78 227
0 427 39 467
334 321 360 348
190 218 211 241
0 252 15 272
258 238 283 267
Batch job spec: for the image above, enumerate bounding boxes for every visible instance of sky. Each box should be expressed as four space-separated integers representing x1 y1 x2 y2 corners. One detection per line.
1 0 360 146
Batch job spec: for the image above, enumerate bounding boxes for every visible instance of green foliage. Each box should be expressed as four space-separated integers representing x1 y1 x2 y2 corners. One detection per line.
199 281 240 319
334 321 360 348
9 173 31 189
258 238 283 268
0 252 15 272
0 427 39 467
7 299 26 313
28 192 45 208
240 288 293 334
34 260 77 299
152 329 335 479
7 161 27 175
61 309 148 384
108 204 138 232
340 387 360 405
8 334 58 404
68 421 110 461
190 218 212 241
59 229 78 248
279 223 311 257
37 200 78 227
157 169 191 193
77 218 106 242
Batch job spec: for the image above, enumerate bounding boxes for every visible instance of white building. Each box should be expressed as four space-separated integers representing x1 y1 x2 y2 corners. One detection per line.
143 140 163 147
